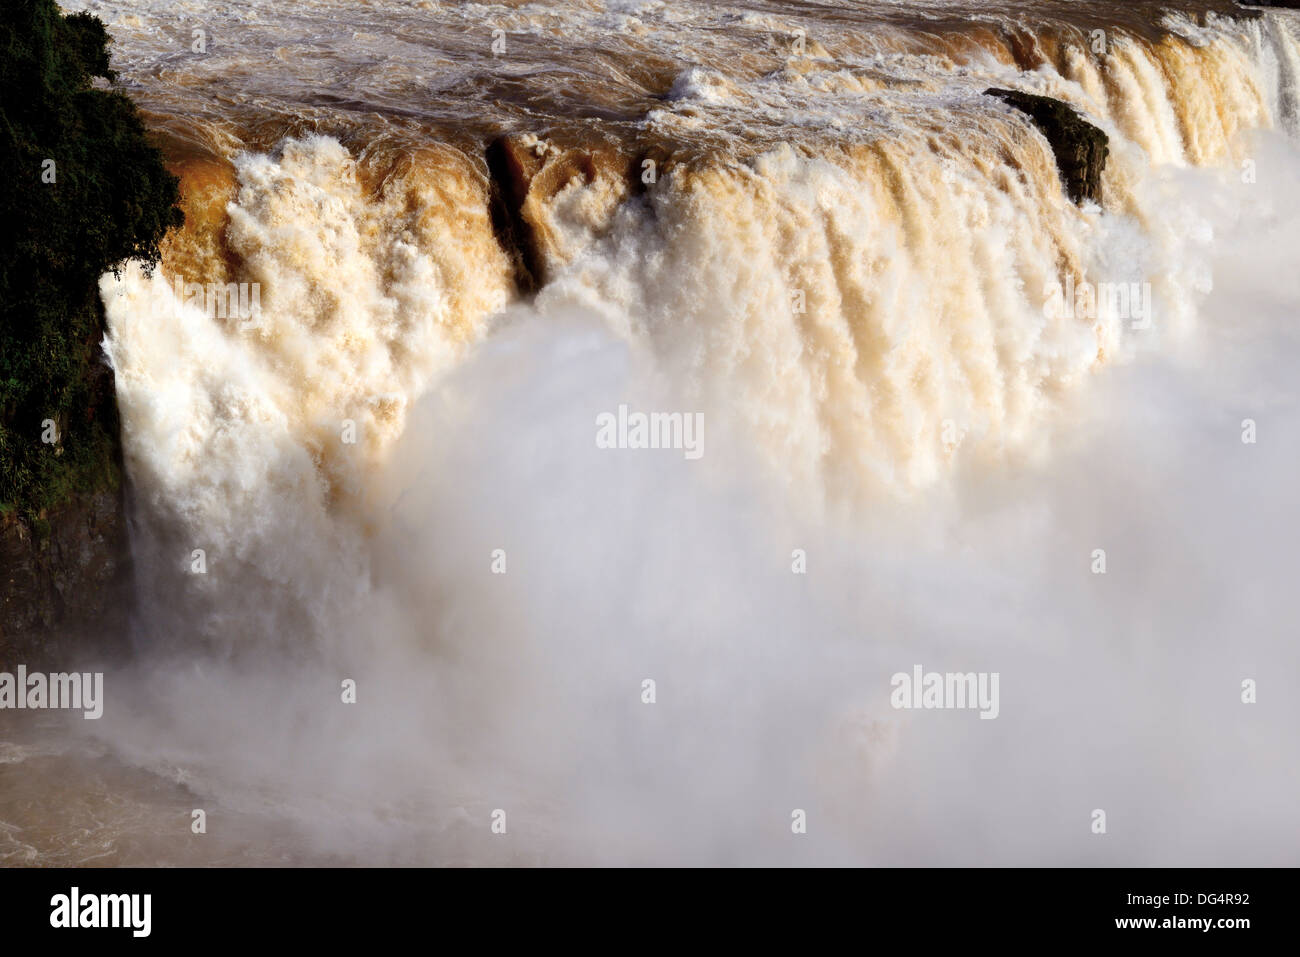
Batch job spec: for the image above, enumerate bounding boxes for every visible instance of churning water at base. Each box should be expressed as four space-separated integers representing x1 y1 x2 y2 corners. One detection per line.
3 0 1299 865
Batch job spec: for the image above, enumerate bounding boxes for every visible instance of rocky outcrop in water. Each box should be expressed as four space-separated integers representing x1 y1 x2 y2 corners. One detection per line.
486 133 665 293
984 88 1109 205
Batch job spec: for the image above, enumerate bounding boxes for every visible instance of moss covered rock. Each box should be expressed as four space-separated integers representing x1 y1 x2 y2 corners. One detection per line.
1 0 183 650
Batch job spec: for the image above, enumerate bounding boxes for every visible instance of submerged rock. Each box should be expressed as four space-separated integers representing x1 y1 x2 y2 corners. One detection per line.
984 88 1109 205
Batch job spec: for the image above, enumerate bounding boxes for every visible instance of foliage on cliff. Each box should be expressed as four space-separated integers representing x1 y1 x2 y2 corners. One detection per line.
0 0 183 521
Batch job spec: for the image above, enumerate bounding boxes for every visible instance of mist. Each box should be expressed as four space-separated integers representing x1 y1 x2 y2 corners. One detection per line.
4 2 1298 868
7 129 1280 867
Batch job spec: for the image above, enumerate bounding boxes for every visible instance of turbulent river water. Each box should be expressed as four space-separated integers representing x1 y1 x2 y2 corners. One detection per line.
2 0 1299 865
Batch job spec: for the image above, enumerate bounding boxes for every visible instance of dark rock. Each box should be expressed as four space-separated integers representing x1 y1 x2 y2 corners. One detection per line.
0 488 133 669
984 88 1110 205
485 133 643 293
486 135 546 295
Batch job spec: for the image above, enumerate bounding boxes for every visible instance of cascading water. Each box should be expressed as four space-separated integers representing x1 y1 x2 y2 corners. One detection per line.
2 0 1298 866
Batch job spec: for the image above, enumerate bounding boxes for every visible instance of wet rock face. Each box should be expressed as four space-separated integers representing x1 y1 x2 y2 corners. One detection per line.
0 489 132 669
485 135 548 295
485 133 645 293
984 88 1110 205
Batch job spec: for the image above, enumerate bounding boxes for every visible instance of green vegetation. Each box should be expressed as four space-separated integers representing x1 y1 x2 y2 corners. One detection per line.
0 0 182 520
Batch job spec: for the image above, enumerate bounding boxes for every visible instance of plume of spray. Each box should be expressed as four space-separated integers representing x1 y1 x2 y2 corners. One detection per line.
56 13 1300 865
